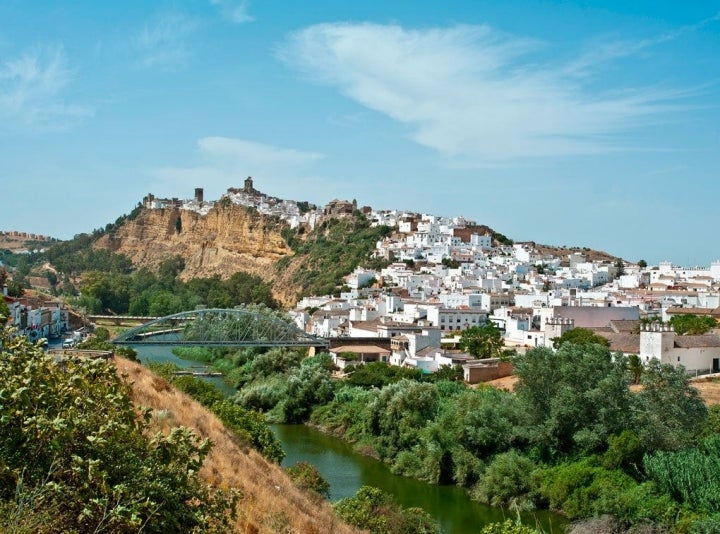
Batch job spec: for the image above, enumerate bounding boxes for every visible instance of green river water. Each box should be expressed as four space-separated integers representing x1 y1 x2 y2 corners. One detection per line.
133 346 568 534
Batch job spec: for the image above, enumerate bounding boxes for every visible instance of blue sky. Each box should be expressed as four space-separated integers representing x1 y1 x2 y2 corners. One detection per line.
1 0 718 266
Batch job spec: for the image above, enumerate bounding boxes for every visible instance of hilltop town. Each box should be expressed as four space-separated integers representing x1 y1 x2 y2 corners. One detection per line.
130 179 720 383
5 178 718 383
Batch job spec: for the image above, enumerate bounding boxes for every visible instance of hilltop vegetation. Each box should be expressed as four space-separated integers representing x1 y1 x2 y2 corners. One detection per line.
5 206 394 307
276 211 393 298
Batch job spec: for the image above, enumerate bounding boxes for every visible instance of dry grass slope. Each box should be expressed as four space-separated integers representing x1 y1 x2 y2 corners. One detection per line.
114 357 359 534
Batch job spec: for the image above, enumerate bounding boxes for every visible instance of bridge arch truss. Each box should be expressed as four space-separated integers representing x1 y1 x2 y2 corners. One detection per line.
111 308 328 348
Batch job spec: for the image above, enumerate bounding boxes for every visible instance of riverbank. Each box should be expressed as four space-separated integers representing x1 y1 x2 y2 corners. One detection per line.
115 355 358 534
132 344 568 533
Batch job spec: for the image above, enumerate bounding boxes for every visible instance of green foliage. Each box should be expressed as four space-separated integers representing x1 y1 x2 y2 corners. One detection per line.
0 332 237 532
513 344 633 460
493 232 514 246
269 356 336 423
669 314 717 335
551 327 610 350
44 239 134 277
285 461 330 498
600 431 645 475
472 450 536 507
333 486 439 534
345 361 423 388
0 299 9 322
310 385 376 442
277 212 393 297
480 520 539 534
364 380 439 459
644 435 720 513
534 458 676 524
634 359 707 452
172 375 226 407
69 266 277 315
172 346 217 363
211 401 285 464
154 369 284 464
459 323 504 359
627 354 643 384
92 326 110 341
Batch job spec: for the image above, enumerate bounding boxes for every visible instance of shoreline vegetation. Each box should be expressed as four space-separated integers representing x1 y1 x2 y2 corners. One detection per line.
167 341 720 534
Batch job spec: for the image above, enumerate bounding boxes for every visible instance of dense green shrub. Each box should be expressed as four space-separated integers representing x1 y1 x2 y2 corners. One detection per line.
285 461 330 498
472 451 536 508
211 401 285 464
0 333 237 532
333 486 439 534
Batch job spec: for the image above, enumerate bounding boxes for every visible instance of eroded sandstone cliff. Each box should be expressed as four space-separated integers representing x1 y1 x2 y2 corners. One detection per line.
94 204 298 305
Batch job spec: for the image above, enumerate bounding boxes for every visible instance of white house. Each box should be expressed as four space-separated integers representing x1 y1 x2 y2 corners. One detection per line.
640 323 720 375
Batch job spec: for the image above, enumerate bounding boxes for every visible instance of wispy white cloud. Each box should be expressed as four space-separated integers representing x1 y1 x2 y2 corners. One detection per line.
210 0 254 24
0 45 90 133
134 12 199 68
279 23 692 166
150 137 325 200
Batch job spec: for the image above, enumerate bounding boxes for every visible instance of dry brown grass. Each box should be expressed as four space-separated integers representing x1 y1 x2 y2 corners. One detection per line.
484 375 518 392
689 377 720 406
113 357 360 534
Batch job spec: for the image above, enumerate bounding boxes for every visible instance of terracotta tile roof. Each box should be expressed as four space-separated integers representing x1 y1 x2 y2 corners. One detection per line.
609 320 640 333
596 332 640 354
674 335 720 349
666 307 720 317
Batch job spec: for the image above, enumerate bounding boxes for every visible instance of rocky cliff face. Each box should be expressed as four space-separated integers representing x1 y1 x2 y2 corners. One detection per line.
95 204 297 304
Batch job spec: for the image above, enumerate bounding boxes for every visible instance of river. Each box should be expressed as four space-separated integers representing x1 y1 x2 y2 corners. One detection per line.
132 345 567 534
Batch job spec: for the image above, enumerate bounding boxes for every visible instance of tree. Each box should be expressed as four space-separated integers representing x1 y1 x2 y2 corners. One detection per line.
552 327 611 350
615 258 626 276
634 359 707 452
669 314 716 335
459 323 504 359
513 344 634 459
627 353 643 385
637 259 648 268
0 298 9 323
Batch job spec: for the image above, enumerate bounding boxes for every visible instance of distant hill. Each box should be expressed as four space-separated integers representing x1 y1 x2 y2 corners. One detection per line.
0 231 58 252
88 203 390 307
15 198 620 307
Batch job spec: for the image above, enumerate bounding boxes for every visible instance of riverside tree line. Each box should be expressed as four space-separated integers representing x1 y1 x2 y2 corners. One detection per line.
174 328 720 533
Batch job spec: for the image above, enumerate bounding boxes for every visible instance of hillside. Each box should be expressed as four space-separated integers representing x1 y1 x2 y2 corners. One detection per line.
95 204 290 283
116 357 358 534
91 204 392 307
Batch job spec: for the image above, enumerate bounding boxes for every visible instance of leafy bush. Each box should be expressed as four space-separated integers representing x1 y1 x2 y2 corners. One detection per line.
472 451 536 508
0 332 236 532
211 401 284 464
333 486 439 534
285 461 330 498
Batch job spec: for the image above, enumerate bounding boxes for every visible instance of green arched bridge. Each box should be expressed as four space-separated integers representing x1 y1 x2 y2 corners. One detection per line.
111 308 328 348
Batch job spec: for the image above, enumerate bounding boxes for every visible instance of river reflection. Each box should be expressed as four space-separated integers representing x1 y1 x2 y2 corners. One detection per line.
273 423 566 534
131 345 567 534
